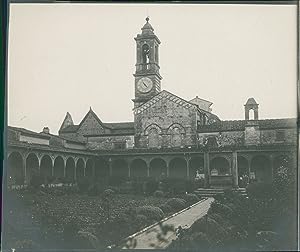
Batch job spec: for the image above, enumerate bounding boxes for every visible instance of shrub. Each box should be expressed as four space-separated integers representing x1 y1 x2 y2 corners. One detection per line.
77 177 90 193
166 198 187 211
15 176 24 185
108 176 125 186
246 182 275 199
159 204 173 214
131 179 144 194
184 193 200 205
144 179 159 195
87 182 105 196
29 174 43 189
185 179 196 193
154 190 164 198
103 188 115 197
172 180 186 195
136 205 164 221
135 214 148 228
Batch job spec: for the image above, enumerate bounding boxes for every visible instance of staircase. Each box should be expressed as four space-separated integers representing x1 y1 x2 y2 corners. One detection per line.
194 187 247 197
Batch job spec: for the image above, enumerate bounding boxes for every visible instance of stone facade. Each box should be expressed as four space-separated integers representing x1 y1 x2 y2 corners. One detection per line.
7 18 297 189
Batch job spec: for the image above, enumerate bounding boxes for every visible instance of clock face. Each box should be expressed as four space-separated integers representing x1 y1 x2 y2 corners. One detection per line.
137 77 153 93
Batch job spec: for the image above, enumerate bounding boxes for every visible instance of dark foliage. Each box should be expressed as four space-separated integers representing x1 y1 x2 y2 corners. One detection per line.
77 177 90 193
29 174 43 189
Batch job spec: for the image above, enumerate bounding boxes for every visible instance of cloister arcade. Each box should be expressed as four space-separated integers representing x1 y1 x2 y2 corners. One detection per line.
6 146 296 188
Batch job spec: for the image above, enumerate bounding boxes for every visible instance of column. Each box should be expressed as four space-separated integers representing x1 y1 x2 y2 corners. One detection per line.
166 162 170 177
38 155 41 175
185 156 191 179
147 163 150 177
51 157 55 177
92 161 95 177
204 152 210 188
22 155 26 186
232 151 238 188
269 154 273 182
63 158 67 177
74 159 77 182
109 158 113 176
83 159 86 177
128 163 131 178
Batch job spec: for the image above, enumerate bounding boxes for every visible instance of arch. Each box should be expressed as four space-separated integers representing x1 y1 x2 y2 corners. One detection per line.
169 158 187 178
25 153 39 184
150 158 167 178
210 157 230 175
66 157 75 183
189 157 204 179
112 159 128 177
142 43 150 64
40 155 52 182
237 156 249 187
7 152 24 186
144 123 162 135
86 159 94 178
168 123 185 148
53 156 64 180
76 158 85 180
131 159 148 178
250 155 272 183
95 158 109 179
145 124 162 148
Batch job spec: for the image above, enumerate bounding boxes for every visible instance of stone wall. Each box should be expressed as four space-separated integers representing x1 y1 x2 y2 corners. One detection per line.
245 126 260 145
134 98 198 148
19 135 49 146
76 113 106 142
198 131 244 147
260 128 297 145
86 135 134 150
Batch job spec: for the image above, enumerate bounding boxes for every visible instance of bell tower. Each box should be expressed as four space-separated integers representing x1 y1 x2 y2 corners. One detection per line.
132 17 162 108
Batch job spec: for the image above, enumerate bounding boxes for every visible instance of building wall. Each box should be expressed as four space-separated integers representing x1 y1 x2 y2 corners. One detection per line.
86 135 134 150
260 128 297 145
19 135 49 145
76 113 106 142
134 98 198 148
245 126 260 145
59 132 80 142
65 142 86 150
198 131 244 147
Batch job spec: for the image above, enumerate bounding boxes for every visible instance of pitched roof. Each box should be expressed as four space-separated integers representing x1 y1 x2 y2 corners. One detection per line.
59 125 79 133
133 90 197 115
78 107 105 129
197 118 297 132
59 112 74 132
189 96 213 106
245 98 258 105
103 122 134 129
8 126 52 139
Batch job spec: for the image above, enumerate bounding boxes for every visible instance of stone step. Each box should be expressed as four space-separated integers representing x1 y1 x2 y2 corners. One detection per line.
194 188 247 197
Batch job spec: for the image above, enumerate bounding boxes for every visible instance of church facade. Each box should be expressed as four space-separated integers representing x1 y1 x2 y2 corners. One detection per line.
7 18 297 189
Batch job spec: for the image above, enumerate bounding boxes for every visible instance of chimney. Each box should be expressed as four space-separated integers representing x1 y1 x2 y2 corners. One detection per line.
43 127 50 134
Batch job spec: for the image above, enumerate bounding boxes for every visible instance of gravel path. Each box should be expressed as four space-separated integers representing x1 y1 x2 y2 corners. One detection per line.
122 197 214 249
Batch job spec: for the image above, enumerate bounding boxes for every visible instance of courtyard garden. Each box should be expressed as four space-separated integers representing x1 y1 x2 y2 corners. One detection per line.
168 163 297 251
2 176 203 250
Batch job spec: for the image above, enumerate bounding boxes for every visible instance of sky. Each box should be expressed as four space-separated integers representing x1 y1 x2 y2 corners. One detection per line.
8 3 297 134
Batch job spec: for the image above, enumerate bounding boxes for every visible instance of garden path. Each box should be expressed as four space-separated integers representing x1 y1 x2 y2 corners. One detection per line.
122 197 214 249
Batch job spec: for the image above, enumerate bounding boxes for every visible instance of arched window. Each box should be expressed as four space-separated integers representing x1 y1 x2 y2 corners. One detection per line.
171 127 182 147
142 44 150 64
148 128 159 148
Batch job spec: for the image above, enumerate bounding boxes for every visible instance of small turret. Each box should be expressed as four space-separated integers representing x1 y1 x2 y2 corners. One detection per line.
244 98 259 120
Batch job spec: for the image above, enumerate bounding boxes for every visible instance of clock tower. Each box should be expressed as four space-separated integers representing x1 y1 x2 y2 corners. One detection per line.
133 17 162 108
